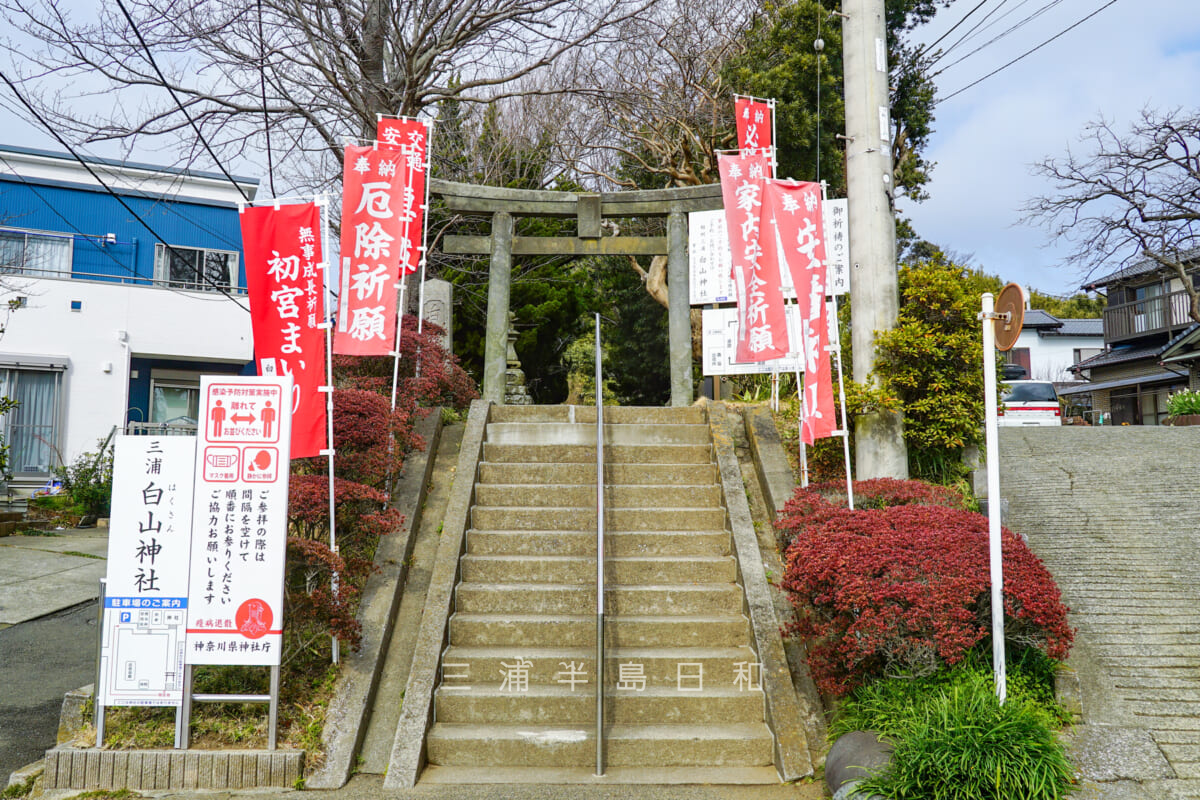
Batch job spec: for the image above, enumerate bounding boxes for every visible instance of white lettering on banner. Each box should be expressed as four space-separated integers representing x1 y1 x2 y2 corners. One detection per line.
355 182 395 219
348 305 387 342
354 221 394 260
271 286 304 320
351 263 389 302
99 436 196 707
267 251 299 283
186 376 292 667
700 306 801 376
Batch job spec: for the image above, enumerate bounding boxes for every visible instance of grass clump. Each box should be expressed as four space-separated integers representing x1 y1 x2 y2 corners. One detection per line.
833 653 1073 800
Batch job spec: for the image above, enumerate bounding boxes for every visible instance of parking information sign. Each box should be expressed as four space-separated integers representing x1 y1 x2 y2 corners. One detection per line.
689 209 737 305
185 375 293 666
99 435 197 707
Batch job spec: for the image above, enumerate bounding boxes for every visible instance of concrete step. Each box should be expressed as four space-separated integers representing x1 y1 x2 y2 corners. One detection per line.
460 555 738 585
482 443 712 465
448 614 752 649
486 423 711 447
417 765 782 785
478 462 720 486
466 529 730 558
473 484 722 509
488 405 707 426
439 645 761 688
454 583 744 616
470 506 726 532
425 722 774 768
435 685 764 725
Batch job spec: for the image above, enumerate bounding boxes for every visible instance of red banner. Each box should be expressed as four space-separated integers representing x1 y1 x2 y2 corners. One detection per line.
334 145 408 355
376 117 429 277
241 202 328 459
735 97 774 161
718 152 790 363
763 180 836 444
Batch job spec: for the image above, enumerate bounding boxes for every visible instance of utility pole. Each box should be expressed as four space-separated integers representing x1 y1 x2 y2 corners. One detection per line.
841 0 909 478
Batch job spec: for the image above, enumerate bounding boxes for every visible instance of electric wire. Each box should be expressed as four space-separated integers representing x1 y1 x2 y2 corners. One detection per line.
937 0 1122 104
115 0 250 203
932 0 1022 64
924 0 996 55
0 67 250 311
932 0 1068 76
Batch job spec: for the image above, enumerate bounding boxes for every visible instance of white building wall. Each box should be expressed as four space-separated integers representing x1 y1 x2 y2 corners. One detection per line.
0 277 251 464
1015 330 1102 382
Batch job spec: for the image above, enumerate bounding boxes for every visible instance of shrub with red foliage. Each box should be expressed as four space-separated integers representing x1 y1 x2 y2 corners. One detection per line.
777 478 969 548
781 502 1073 697
302 388 425 490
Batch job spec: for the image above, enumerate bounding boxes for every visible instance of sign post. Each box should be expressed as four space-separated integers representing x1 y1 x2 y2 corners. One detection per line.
979 283 1024 703
182 375 294 747
97 435 197 746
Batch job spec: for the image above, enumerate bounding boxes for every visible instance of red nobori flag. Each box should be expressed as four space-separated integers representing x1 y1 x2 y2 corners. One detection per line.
241 202 328 458
764 180 836 444
735 97 773 160
376 117 429 277
334 145 407 355
718 152 790 363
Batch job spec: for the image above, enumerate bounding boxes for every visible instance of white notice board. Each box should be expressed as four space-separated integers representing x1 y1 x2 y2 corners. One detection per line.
702 306 802 376
689 209 737 305
824 198 849 296
99 435 196 707
185 375 293 666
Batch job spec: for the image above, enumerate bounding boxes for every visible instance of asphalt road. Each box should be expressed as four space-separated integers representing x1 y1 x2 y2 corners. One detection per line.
0 600 98 786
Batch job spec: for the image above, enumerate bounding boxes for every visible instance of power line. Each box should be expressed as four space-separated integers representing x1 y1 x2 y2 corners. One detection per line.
924 0 995 54
932 0 1067 76
0 67 250 311
115 0 250 203
933 0 1021 64
937 0 1122 104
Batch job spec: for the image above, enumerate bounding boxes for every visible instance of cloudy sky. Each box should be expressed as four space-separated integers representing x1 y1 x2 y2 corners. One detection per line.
904 0 1200 295
2 0 1197 298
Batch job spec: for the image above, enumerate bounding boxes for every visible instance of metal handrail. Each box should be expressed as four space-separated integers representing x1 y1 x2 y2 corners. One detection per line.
593 312 605 777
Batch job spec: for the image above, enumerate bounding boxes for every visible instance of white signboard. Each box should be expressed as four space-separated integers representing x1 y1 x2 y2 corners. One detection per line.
689 209 737 305
702 306 802 376
824 198 849 296
186 375 293 666
99 435 196 707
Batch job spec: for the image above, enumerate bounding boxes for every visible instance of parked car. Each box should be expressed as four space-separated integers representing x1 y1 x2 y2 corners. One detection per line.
999 380 1062 427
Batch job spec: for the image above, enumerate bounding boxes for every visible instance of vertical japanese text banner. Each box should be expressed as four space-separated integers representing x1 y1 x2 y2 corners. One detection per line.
376 117 429 277
334 145 406 355
241 202 327 459
186 375 293 666
735 97 774 162
764 181 836 444
100 435 196 707
718 152 790 363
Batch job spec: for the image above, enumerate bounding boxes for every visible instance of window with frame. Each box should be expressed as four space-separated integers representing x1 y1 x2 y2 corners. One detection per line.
0 365 64 476
150 378 200 428
0 227 73 278
153 243 238 292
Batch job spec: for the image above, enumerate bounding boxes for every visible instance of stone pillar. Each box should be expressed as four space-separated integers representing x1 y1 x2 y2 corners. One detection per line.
421 278 453 353
483 211 513 403
667 210 692 407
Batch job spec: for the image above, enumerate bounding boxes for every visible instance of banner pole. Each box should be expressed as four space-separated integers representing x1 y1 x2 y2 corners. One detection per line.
318 194 340 664
414 119 435 381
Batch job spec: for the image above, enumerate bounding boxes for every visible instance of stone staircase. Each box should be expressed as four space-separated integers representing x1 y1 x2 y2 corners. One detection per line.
422 404 776 779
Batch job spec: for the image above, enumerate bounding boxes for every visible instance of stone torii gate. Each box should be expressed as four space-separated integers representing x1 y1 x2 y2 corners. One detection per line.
431 179 723 406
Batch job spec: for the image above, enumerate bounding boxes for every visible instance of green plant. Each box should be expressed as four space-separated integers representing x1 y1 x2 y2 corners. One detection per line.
1167 389 1200 418
2 773 37 799
54 438 114 518
842 666 1073 800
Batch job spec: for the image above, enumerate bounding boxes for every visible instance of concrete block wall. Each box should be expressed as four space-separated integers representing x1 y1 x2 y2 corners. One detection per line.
42 748 303 791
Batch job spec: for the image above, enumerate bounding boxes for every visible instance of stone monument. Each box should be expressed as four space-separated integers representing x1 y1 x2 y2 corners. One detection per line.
503 313 533 405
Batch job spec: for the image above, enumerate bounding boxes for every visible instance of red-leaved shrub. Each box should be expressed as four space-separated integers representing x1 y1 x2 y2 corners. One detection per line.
781 499 1073 697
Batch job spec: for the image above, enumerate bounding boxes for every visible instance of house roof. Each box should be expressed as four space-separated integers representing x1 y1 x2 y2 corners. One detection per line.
1160 323 1200 364
1044 318 1103 337
1082 247 1200 290
1071 344 1163 372
1022 309 1062 330
0 144 260 188
1058 371 1187 395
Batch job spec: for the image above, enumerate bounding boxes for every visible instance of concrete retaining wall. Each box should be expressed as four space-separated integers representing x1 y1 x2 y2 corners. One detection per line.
43 748 303 790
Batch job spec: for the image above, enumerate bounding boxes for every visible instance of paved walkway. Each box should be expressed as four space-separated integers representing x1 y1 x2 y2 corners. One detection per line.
0 527 107 628
1000 426 1200 799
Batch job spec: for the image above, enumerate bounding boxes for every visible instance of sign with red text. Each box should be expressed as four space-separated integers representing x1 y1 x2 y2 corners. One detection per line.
376 116 430 277
718 152 790 363
334 145 406 355
185 376 292 666
241 202 327 459
99 435 196 707
735 96 774 164
764 181 836 443
701 306 801 376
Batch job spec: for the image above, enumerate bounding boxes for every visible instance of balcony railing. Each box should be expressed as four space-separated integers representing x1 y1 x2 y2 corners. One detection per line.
1103 288 1195 343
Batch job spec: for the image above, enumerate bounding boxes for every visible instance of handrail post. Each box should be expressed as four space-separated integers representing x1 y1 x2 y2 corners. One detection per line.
594 312 605 777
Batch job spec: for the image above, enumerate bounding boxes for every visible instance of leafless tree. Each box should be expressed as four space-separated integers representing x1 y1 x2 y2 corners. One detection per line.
0 0 657 193
1026 107 1200 323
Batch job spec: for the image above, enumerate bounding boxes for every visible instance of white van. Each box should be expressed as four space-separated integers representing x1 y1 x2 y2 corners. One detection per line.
998 381 1062 427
